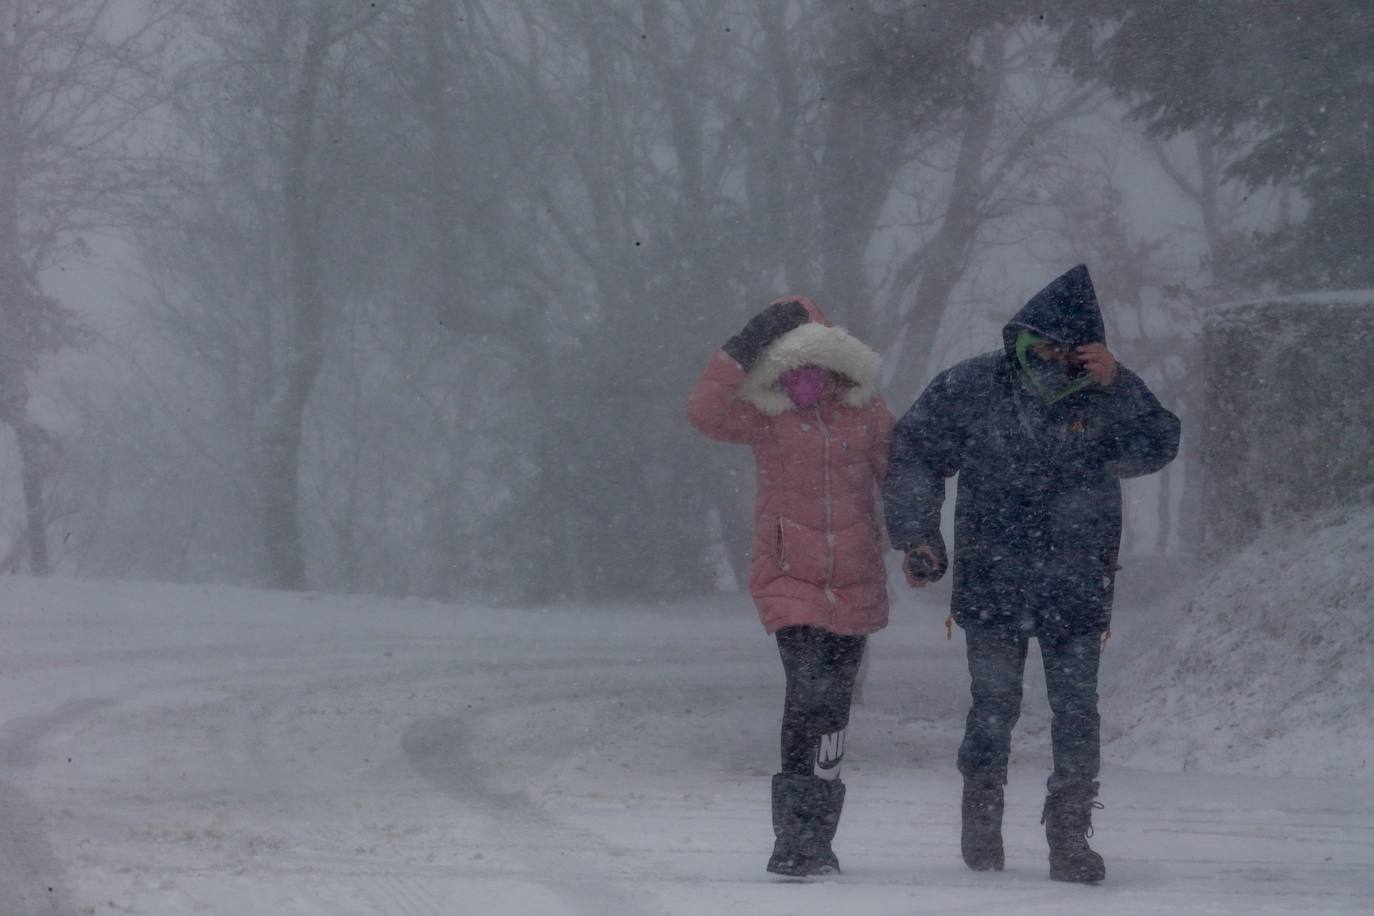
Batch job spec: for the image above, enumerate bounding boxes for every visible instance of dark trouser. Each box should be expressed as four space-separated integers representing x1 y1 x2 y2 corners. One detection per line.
776 626 866 779
957 625 1102 795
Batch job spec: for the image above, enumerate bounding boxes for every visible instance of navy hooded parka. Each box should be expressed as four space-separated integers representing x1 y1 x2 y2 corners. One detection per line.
884 266 1181 635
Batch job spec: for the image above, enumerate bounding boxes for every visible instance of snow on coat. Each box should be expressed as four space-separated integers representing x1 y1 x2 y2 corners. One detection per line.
688 298 894 636
884 266 1181 635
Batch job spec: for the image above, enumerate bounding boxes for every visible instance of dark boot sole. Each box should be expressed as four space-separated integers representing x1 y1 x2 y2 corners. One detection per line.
964 858 1005 872
1049 864 1106 884
767 863 841 879
768 848 841 878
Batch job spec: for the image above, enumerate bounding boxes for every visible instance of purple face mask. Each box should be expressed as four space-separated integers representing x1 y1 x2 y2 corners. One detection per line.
780 366 829 409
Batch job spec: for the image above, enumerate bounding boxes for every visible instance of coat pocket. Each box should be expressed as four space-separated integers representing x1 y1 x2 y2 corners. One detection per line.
774 515 789 571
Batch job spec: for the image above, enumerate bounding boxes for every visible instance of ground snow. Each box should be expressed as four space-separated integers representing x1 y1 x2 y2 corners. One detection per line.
1 549 1370 914
1103 506 1374 778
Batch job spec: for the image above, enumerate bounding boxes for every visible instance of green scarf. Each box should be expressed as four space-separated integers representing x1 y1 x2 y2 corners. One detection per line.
1014 329 1095 405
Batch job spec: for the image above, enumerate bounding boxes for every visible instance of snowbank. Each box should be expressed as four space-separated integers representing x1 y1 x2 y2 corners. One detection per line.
1210 288 1374 312
1104 506 1374 778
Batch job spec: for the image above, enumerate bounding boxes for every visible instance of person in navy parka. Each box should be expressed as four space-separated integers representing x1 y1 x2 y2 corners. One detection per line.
883 265 1180 883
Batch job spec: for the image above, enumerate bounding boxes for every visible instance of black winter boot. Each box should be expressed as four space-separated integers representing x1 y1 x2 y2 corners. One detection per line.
767 774 846 877
1043 782 1106 884
961 780 1005 871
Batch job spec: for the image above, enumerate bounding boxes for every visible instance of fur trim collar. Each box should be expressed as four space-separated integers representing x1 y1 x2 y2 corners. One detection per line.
739 322 882 416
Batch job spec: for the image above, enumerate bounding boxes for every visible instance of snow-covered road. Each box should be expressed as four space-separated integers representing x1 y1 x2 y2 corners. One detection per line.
2 578 1370 914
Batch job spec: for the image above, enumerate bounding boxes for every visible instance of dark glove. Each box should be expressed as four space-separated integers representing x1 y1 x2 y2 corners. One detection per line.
722 300 810 371
902 542 948 585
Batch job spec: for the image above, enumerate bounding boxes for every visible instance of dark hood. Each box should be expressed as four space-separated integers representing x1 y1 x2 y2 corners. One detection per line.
1001 264 1106 357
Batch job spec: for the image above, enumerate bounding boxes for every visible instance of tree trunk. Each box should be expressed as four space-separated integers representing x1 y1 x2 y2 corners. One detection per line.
259 3 332 591
813 23 911 340
886 30 1004 393
0 31 49 575
9 410 52 575
418 0 470 596
755 1 809 293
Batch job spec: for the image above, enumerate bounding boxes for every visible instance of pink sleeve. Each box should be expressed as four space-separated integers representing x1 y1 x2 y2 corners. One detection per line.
687 350 761 444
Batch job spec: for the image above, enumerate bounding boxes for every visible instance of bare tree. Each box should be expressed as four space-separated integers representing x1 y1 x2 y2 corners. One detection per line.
1138 125 1270 553
459 0 762 601
869 24 1108 394
0 0 179 572
137 0 387 590
78 0 1182 604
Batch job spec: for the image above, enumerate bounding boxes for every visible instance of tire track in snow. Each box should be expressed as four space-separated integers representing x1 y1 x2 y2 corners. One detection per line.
0 699 112 916
356 873 452 916
394 648 772 914
400 677 685 916
31 641 705 914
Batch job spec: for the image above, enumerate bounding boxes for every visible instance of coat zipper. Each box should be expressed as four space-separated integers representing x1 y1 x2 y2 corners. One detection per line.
814 406 838 624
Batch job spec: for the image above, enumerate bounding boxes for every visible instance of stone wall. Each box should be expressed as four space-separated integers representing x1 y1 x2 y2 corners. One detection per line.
1200 293 1374 554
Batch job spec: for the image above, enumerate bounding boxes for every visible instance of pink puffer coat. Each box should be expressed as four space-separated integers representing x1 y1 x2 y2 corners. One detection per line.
688 299 894 635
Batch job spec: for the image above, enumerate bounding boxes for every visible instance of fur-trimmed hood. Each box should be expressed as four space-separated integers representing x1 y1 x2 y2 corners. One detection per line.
737 297 882 416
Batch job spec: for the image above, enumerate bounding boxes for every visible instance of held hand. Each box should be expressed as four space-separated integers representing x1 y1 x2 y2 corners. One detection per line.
903 546 941 588
1076 343 1118 386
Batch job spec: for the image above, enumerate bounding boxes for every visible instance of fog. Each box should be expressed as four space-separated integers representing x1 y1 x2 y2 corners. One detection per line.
1 2 1371 911
12 0 1350 602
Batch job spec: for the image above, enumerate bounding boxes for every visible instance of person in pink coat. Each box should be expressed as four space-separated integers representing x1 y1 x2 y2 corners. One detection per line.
688 297 894 877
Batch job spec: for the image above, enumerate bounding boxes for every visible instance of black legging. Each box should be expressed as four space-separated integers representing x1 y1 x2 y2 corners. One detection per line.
776 626 866 777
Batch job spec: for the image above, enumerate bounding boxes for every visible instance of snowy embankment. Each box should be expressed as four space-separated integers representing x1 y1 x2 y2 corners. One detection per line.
1103 506 1374 778
2 573 1371 914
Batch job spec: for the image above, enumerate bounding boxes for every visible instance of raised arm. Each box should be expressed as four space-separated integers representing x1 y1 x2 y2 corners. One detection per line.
1096 367 1181 478
687 350 762 444
687 301 811 444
